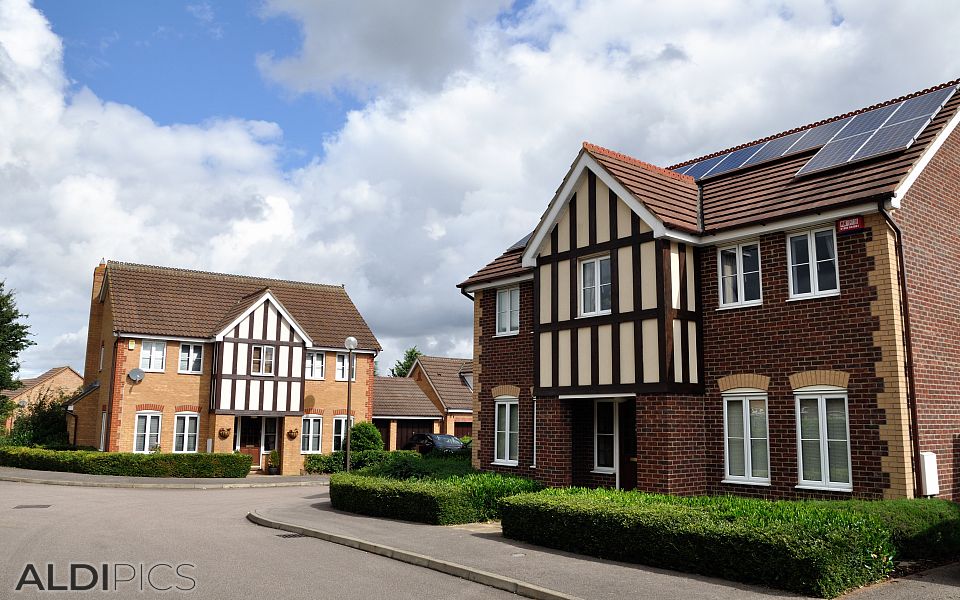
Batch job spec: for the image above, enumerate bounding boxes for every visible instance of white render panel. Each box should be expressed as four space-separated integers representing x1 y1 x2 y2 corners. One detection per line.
236 344 248 376
670 244 681 310
688 321 699 384
252 306 264 339
279 320 290 343
222 342 234 375
249 379 261 411
278 345 290 378
219 380 232 410
262 381 275 411
289 382 301 411
266 304 279 341
235 380 247 409
672 319 683 382
276 382 288 411
291 347 303 378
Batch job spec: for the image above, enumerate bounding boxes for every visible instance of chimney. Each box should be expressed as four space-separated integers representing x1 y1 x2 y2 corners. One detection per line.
82 260 109 383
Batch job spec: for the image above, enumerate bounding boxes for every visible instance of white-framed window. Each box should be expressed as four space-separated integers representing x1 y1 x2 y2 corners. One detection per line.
251 345 275 376
305 352 325 380
580 255 612 316
301 416 323 453
134 412 161 453
788 228 839 299
139 340 166 372
493 398 519 465
173 413 199 453
332 415 354 452
593 399 617 473
98 411 107 451
723 391 770 484
335 353 356 381
496 287 520 335
796 389 852 491
178 343 203 374
718 242 762 307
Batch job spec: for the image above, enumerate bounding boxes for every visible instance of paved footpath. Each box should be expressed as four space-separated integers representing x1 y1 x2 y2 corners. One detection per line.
0 465 328 488
254 489 960 600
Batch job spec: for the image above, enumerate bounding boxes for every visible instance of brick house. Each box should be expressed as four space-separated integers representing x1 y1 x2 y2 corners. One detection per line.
71 261 380 475
372 376 442 450
372 356 474 449
2 366 82 433
459 79 960 501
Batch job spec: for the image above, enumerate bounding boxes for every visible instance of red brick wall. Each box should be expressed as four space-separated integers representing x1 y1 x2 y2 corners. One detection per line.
895 123 960 500
635 394 708 495
701 229 887 499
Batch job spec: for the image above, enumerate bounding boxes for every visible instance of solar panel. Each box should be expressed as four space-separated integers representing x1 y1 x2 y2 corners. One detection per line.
740 130 806 168
682 154 726 179
796 85 957 177
701 143 765 179
784 117 853 155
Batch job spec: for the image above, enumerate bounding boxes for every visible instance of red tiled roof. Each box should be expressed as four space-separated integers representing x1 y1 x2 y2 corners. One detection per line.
1 366 82 399
584 142 700 233
104 262 381 351
458 246 529 290
372 377 442 418
413 355 473 411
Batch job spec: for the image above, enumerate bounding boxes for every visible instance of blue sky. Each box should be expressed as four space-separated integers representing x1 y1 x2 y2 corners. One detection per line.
4 0 960 377
35 0 362 169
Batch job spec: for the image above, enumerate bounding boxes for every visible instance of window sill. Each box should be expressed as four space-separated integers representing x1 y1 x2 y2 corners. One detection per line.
590 468 615 475
250 373 276 377
334 379 357 383
786 291 840 302
305 377 325 381
491 460 518 467
716 302 762 311
301 451 323 455
171 451 198 454
578 311 612 319
795 484 852 493
493 331 519 338
141 369 165 374
177 371 203 376
721 479 770 487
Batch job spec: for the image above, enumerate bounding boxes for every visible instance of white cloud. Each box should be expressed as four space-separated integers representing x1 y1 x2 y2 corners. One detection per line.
5 0 960 377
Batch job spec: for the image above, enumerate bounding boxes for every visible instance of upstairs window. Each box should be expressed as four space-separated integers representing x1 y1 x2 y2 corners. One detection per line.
580 255 612 316
718 242 762 307
336 353 356 381
305 351 325 380
251 345 275 376
140 340 166 373
496 287 520 335
788 228 839 299
179 343 203 374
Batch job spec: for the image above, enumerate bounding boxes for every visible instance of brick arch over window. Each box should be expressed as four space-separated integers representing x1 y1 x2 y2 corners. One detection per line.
788 370 850 390
717 374 770 393
491 385 521 398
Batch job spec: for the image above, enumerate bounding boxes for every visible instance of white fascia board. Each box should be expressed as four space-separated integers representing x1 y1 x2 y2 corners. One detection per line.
373 415 442 420
463 273 533 293
446 409 473 413
306 346 377 355
214 290 314 346
558 392 637 399
520 152 667 268
695 202 879 246
119 333 211 344
891 106 960 209
406 359 449 411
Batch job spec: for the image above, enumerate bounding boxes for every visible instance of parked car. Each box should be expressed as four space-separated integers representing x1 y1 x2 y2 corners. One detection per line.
402 433 465 454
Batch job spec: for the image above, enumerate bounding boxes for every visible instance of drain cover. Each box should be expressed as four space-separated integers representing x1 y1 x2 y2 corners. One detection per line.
276 533 307 539
13 505 51 509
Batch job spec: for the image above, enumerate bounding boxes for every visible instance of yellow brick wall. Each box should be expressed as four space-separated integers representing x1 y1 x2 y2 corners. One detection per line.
300 351 375 455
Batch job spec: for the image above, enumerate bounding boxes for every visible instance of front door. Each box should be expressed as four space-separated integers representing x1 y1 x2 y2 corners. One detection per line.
238 416 263 469
618 401 637 490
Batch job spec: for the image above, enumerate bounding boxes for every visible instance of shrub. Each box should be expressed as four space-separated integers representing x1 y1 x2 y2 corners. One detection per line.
9 390 70 447
0 446 252 478
500 489 894 598
358 451 474 480
810 498 960 560
267 449 280 468
349 422 383 451
303 449 398 474
330 472 543 524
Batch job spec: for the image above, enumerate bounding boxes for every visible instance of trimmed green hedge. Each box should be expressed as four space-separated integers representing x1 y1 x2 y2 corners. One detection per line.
330 472 543 524
303 449 402 474
500 489 895 598
358 451 473 479
0 446 252 478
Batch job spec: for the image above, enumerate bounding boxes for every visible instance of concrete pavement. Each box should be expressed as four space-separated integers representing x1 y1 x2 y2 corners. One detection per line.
0 465 328 488
0 480 514 600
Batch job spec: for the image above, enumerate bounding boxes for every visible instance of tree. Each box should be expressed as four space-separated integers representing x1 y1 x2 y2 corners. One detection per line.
349 421 383 451
0 282 34 391
390 346 422 377
9 388 69 448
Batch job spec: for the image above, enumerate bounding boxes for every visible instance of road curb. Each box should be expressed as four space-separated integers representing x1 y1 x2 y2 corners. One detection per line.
246 510 583 600
0 474 328 489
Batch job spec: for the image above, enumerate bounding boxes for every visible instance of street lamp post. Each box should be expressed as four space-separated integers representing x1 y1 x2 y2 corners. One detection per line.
343 336 358 472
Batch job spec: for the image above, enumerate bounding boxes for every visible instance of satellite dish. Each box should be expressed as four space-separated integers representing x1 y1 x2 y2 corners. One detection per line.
128 368 145 383
17 400 27 408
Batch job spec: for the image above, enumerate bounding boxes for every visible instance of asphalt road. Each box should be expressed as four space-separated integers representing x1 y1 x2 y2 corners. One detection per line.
0 481 516 600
